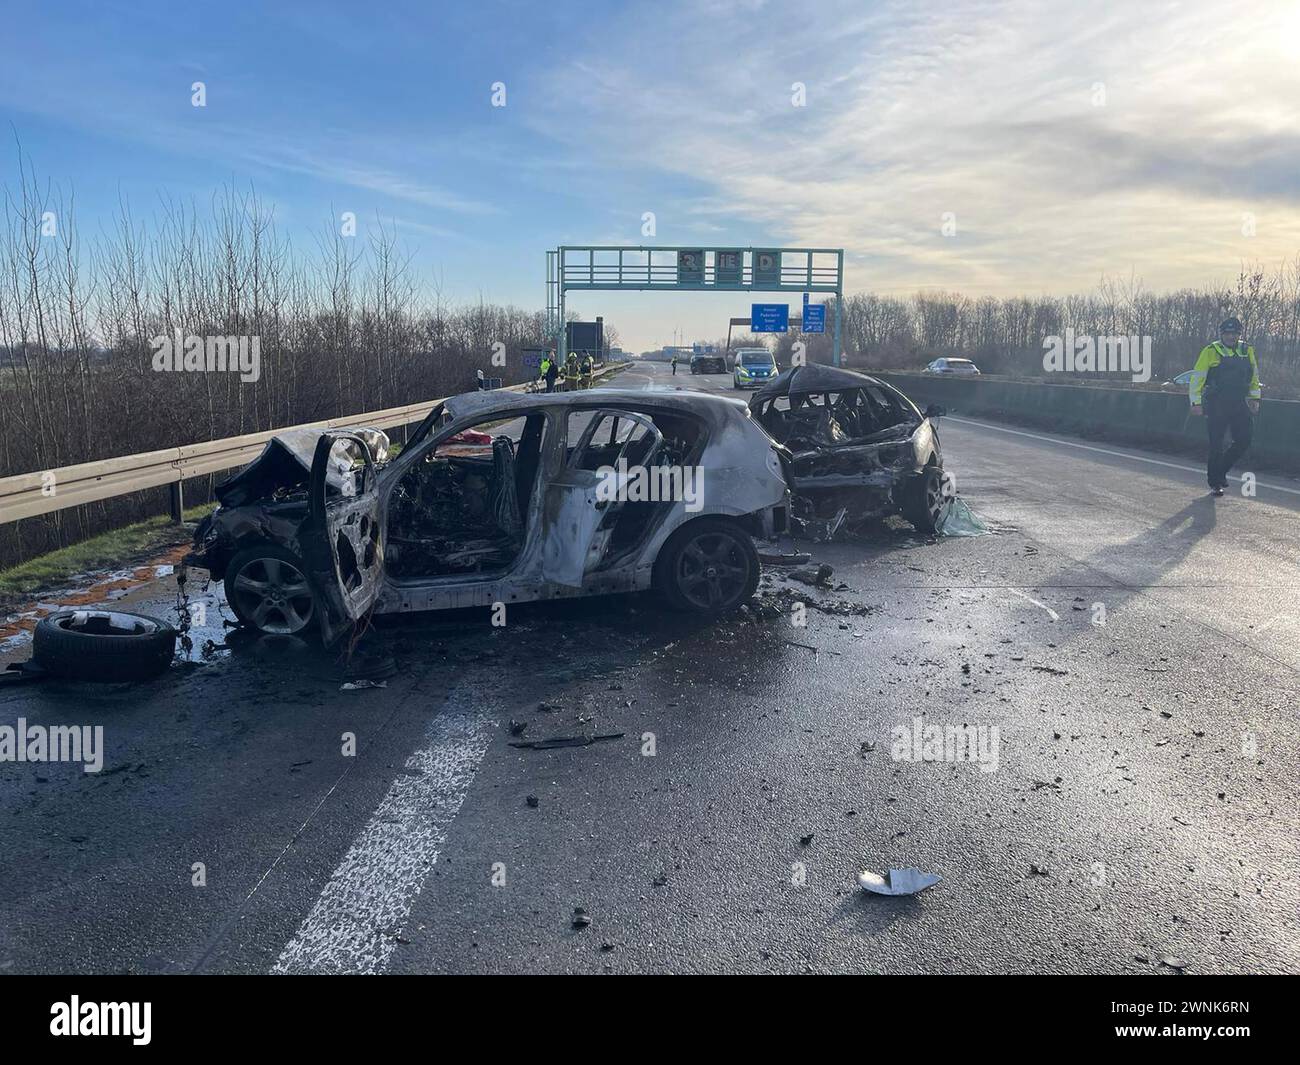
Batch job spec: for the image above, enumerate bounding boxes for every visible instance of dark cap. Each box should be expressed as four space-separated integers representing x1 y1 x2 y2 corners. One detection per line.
1220 317 1242 331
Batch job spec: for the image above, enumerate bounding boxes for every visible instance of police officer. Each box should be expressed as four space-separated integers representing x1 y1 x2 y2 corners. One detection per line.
1190 317 1261 496
671 353 678 376
543 351 559 393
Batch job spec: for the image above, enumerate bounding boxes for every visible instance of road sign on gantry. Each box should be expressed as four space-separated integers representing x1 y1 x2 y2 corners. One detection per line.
753 249 782 285
677 249 705 284
715 249 743 284
751 304 789 332
803 303 826 333
547 245 846 362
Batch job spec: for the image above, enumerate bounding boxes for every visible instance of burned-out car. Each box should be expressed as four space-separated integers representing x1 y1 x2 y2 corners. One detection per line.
749 364 951 537
186 389 790 642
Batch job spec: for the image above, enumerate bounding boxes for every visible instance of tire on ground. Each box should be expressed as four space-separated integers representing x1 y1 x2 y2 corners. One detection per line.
652 517 760 614
32 609 177 682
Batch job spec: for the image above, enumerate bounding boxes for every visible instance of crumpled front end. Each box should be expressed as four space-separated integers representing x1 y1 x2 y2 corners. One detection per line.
184 427 390 579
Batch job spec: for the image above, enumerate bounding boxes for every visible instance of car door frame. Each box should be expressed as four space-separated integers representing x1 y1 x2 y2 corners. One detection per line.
540 407 665 587
300 430 385 645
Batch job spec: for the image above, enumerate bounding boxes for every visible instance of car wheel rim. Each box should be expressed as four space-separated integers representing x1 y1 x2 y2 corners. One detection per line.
926 473 950 524
232 557 314 634
676 532 749 610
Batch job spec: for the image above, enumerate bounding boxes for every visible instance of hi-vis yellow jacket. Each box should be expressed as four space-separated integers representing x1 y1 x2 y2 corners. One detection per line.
1189 341 1260 406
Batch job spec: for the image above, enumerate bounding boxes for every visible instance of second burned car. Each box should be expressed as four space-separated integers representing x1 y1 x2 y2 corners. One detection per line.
749 364 952 538
186 389 791 641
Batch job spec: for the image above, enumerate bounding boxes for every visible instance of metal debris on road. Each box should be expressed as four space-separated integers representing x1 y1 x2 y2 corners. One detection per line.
509 732 624 750
757 550 812 566
340 679 387 690
788 563 834 587
857 867 942 895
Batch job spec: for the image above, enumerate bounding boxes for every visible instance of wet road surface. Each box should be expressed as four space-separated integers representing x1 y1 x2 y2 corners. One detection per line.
1 360 1297 974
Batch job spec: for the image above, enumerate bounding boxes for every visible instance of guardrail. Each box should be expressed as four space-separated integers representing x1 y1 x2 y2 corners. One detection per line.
0 363 627 526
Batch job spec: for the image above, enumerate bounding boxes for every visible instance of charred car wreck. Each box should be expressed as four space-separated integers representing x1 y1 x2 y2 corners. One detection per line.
187 390 791 642
749 364 951 539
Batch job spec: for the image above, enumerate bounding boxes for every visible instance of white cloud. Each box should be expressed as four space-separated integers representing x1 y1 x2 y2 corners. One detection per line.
533 0 1300 298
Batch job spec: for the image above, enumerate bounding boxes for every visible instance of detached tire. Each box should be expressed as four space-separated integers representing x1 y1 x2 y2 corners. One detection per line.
903 465 951 534
33 610 177 682
653 518 760 615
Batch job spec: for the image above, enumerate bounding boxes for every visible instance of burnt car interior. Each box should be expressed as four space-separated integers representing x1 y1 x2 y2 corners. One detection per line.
566 407 707 567
386 412 545 580
753 385 919 450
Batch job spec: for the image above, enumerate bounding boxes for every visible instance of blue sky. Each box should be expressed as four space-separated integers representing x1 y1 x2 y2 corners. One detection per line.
4 0 1299 351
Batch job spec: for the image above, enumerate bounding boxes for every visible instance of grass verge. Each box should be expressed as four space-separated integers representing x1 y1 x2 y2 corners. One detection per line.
0 504 214 612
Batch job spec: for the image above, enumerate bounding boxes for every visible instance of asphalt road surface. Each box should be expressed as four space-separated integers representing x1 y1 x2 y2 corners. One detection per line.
2 360 1297 974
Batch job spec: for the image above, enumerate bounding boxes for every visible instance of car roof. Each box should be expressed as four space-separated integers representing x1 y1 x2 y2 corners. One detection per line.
444 386 749 422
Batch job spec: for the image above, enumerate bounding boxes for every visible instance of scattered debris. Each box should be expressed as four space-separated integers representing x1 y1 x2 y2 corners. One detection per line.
799 833 815 846
0 661 47 687
1031 665 1068 676
937 498 991 537
340 679 387 690
525 795 539 808
758 550 812 566
509 732 624 750
507 719 528 736
788 563 834 588
858 867 942 896
571 907 591 930
1029 863 1051 876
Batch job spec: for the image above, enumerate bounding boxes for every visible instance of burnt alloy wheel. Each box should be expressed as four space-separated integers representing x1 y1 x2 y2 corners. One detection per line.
904 465 952 534
653 518 760 614
224 546 317 635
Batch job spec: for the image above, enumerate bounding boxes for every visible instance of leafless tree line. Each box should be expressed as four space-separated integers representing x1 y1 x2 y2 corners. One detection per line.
782 268 1300 392
0 161 553 569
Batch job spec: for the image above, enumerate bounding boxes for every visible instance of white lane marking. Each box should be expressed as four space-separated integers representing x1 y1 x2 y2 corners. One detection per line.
946 416 1300 497
272 706 495 975
1008 588 1060 621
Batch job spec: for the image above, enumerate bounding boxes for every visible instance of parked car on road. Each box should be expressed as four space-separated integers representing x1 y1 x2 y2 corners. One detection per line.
923 357 981 376
187 389 791 642
733 348 779 389
690 352 727 374
1160 370 1194 392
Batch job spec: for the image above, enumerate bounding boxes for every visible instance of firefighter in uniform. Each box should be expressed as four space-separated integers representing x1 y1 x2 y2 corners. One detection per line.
564 352 581 392
1190 317 1261 496
580 353 595 390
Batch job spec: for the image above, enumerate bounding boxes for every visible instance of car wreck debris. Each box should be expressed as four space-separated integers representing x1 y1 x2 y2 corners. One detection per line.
32 609 177 682
857 867 943 895
750 364 952 539
186 389 791 643
509 732 624 750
